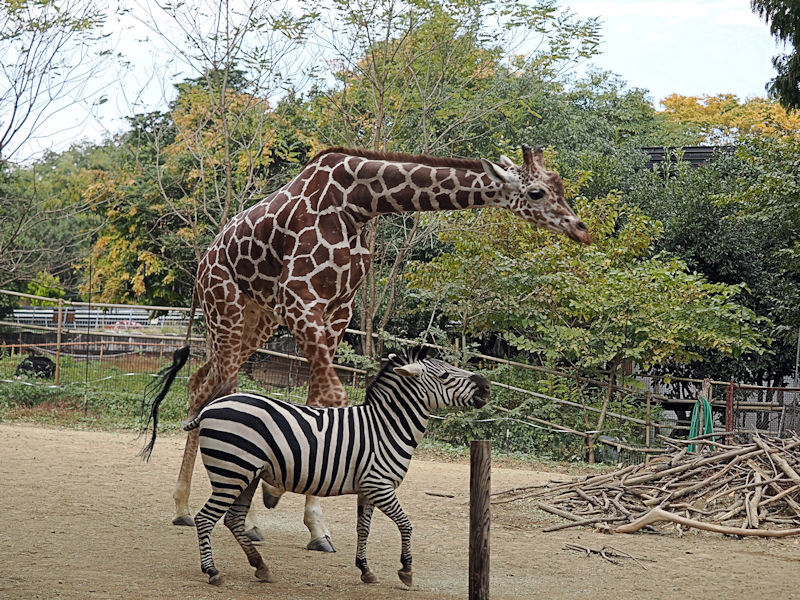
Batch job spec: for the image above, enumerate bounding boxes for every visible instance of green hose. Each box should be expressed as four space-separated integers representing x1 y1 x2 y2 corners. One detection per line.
688 396 714 452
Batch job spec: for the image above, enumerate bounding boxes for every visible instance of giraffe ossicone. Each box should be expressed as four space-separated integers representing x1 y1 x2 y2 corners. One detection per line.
144 145 589 549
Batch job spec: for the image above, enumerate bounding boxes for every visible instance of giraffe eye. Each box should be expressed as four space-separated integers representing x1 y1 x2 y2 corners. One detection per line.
528 189 545 200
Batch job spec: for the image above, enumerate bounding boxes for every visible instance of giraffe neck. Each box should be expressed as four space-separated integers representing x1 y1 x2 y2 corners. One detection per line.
316 151 502 222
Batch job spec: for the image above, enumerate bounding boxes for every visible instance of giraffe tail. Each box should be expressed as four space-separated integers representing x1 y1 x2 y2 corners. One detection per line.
138 345 191 461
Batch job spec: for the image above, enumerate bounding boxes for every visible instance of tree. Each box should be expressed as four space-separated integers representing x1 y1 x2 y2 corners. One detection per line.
81 0 314 304
407 193 765 460
0 143 108 290
408 193 763 372
82 80 310 305
625 141 799 386
751 0 800 110
0 0 107 162
658 94 800 142
0 0 107 291
300 0 601 357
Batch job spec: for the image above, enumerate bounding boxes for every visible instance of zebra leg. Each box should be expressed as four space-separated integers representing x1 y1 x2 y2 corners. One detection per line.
304 495 335 552
355 494 377 583
224 478 273 582
368 488 413 587
261 481 283 509
195 493 235 585
263 484 334 552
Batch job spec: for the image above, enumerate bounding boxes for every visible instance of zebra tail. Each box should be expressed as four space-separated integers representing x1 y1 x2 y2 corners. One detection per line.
182 414 202 431
180 380 237 432
139 345 191 461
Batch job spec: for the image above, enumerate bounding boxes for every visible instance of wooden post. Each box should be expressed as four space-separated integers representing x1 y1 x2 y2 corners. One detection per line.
644 391 652 466
469 440 491 600
55 299 63 385
725 382 735 444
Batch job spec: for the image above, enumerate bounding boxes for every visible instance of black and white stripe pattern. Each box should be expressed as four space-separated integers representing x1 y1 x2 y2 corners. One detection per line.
183 348 489 587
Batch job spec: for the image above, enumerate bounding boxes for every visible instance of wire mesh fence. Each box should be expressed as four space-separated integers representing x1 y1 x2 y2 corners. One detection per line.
2 290 798 462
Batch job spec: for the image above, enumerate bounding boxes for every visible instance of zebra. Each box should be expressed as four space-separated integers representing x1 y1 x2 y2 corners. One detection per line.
144 348 489 587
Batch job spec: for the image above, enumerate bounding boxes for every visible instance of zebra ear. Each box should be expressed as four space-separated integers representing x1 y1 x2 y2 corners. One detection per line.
394 363 424 378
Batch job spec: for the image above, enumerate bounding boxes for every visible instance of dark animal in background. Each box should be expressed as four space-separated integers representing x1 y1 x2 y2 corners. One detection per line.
15 355 56 379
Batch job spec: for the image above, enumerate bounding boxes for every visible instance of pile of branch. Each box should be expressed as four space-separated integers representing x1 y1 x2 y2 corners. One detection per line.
493 434 800 537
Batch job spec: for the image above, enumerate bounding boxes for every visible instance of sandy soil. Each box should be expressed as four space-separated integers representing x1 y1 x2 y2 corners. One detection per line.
1 423 799 600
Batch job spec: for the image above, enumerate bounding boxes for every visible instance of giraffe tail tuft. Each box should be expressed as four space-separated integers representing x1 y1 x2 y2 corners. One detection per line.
138 345 191 461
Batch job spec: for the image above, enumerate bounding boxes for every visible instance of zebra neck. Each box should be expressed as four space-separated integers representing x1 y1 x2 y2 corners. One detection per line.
367 398 430 455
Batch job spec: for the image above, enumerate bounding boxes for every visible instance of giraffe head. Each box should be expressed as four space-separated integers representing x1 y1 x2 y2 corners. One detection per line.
481 145 590 245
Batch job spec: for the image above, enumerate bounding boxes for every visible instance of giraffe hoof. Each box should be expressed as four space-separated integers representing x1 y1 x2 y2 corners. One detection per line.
245 526 264 542
254 565 273 582
172 515 195 527
208 572 224 586
361 570 378 584
306 535 336 553
398 568 413 587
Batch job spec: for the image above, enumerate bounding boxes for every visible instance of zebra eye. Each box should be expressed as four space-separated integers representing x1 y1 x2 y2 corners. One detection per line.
437 372 450 382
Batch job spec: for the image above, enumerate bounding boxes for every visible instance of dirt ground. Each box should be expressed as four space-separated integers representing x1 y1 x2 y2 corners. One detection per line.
2 424 800 600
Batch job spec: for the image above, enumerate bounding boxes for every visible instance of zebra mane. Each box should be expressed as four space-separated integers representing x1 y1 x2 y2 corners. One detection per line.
364 347 431 405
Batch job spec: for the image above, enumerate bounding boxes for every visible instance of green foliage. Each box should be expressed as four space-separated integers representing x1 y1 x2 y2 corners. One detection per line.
27 272 65 305
625 140 799 383
751 0 800 110
407 192 766 373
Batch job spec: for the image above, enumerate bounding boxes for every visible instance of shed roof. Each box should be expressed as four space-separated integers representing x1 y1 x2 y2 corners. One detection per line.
641 146 734 170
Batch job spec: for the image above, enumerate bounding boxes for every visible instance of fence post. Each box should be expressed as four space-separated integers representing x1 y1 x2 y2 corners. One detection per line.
725 381 735 444
55 299 63 385
469 440 491 600
645 391 652 465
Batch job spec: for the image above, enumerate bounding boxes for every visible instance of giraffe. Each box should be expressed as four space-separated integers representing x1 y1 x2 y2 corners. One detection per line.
154 144 590 552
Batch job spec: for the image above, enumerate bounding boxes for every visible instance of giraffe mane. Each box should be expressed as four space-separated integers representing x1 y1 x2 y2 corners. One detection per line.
309 146 487 171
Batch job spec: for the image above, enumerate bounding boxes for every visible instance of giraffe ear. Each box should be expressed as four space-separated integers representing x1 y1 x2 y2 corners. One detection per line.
499 155 515 169
394 363 424 378
481 159 520 190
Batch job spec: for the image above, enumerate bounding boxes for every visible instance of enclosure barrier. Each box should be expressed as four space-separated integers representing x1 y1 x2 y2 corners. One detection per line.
469 440 491 600
2 289 798 461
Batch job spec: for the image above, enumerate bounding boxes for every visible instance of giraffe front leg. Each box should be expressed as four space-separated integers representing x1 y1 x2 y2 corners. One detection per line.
355 494 377 583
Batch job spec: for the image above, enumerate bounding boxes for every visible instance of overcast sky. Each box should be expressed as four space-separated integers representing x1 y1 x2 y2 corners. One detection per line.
13 0 786 160
566 0 782 105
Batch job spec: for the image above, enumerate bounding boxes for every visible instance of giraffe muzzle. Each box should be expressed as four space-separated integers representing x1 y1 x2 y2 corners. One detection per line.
567 219 591 245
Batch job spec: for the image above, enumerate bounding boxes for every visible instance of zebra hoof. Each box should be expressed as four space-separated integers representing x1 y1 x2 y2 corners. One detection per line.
208 572 224 586
262 487 281 509
245 526 264 542
398 568 413 587
172 515 195 527
254 565 273 582
360 570 378 584
306 535 336 553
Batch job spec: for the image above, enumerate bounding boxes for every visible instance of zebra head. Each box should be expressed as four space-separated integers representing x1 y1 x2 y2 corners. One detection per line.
389 349 490 410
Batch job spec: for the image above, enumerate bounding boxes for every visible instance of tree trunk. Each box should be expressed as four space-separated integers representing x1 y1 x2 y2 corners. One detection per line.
587 363 617 464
